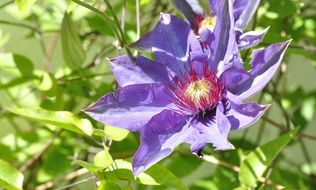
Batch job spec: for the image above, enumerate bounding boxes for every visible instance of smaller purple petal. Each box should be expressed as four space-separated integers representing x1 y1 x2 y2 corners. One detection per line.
220 66 250 90
238 27 269 50
83 83 173 132
172 0 203 28
234 0 261 30
132 13 201 76
227 40 291 99
132 110 191 176
226 94 269 130
110 55 171 87
209 0 236 71
186 105 234 153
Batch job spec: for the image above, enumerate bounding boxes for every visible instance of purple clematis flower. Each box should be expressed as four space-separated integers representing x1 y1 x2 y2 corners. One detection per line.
84 2 290 176
173 0 268 50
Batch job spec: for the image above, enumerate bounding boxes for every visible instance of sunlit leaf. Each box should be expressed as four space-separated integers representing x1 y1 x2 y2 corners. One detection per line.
61 13 86 70
93 148 113 169
104 125 129 141
103 160 188 189
239 128 299 188
0 159 24 190
7 107 93 136
15 0 37 13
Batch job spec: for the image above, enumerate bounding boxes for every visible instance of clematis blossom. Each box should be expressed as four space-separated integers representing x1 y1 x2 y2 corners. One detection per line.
173 0 268 50
84 2 290 176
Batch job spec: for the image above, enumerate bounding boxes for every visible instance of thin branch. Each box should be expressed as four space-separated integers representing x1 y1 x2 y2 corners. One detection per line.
136 0 140 40
19 130 62 172
0 20 38 31
35 168 89 190
261 116 316 141
53 176 95 190
121 0 126 31
202 155 285 190
0 0 13 10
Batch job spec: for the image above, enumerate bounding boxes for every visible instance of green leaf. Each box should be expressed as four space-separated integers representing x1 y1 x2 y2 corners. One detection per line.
61 13 86 70
77 148 113 173
0 53 34 77
93 148 113 169
98 182 121 190
0 159 24 190
104 125 129 141
239 128 299 188
15 0 37 13
7 107 93 136
104 160 188 189
167 155 202 177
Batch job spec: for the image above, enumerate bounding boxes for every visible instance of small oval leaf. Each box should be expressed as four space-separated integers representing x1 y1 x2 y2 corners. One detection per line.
0 159 24 190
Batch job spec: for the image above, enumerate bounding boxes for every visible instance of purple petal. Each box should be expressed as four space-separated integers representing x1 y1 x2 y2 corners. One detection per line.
186 103 234 153
132 109 191 176
209 0 236 71
109 55 171 87
233 0 261 30
238 27 269 50
83 83 173 132
172 0 203 28
132 13 201 76
226 95 269 130
228 40 291 99
220 66 250 90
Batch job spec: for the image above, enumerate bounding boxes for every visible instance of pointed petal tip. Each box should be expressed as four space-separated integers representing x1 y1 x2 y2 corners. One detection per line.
159 13 171 24
132 165 145 177
214 143 235 151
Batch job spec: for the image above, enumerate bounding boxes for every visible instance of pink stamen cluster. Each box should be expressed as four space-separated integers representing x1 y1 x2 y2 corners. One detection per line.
169 66 224 114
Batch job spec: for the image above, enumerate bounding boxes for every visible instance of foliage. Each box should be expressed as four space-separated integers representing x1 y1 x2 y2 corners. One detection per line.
0 0 315 189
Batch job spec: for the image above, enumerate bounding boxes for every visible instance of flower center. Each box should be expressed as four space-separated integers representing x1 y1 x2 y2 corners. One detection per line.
198 16 217 34
169 67 224 114
185 79 211 107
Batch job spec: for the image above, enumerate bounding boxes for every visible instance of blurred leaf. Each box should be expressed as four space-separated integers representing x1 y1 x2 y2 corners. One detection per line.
0 159 24 190
103 160 188 189
98 182 121 190
301 162 316 176
104 125 129 141
77 160 103 173
270 167 311 189
86 16 115 36
7 107 93 136
167 155 202 178
61 13 86 69
33 71 54 91
15 0 37 13
301 97 315 121
239 128 299 188
0 53 34 77
93 148 113 168
37 144 73 182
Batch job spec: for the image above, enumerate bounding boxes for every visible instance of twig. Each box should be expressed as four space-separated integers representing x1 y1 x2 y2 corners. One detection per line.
202 155 285 190
53 176 95 190
0 0 13 10
136 0 140 40
19 130 62 173
121 0 126 31
0 20 38 31
261 116 316 141
35 168 89 190
43 32 59 71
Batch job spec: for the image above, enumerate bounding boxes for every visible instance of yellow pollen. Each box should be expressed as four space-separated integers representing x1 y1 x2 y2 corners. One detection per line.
185 80 211 105
199 16 217 34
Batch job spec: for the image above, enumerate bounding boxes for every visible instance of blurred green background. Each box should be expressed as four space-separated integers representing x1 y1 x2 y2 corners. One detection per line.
0 0 316 189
